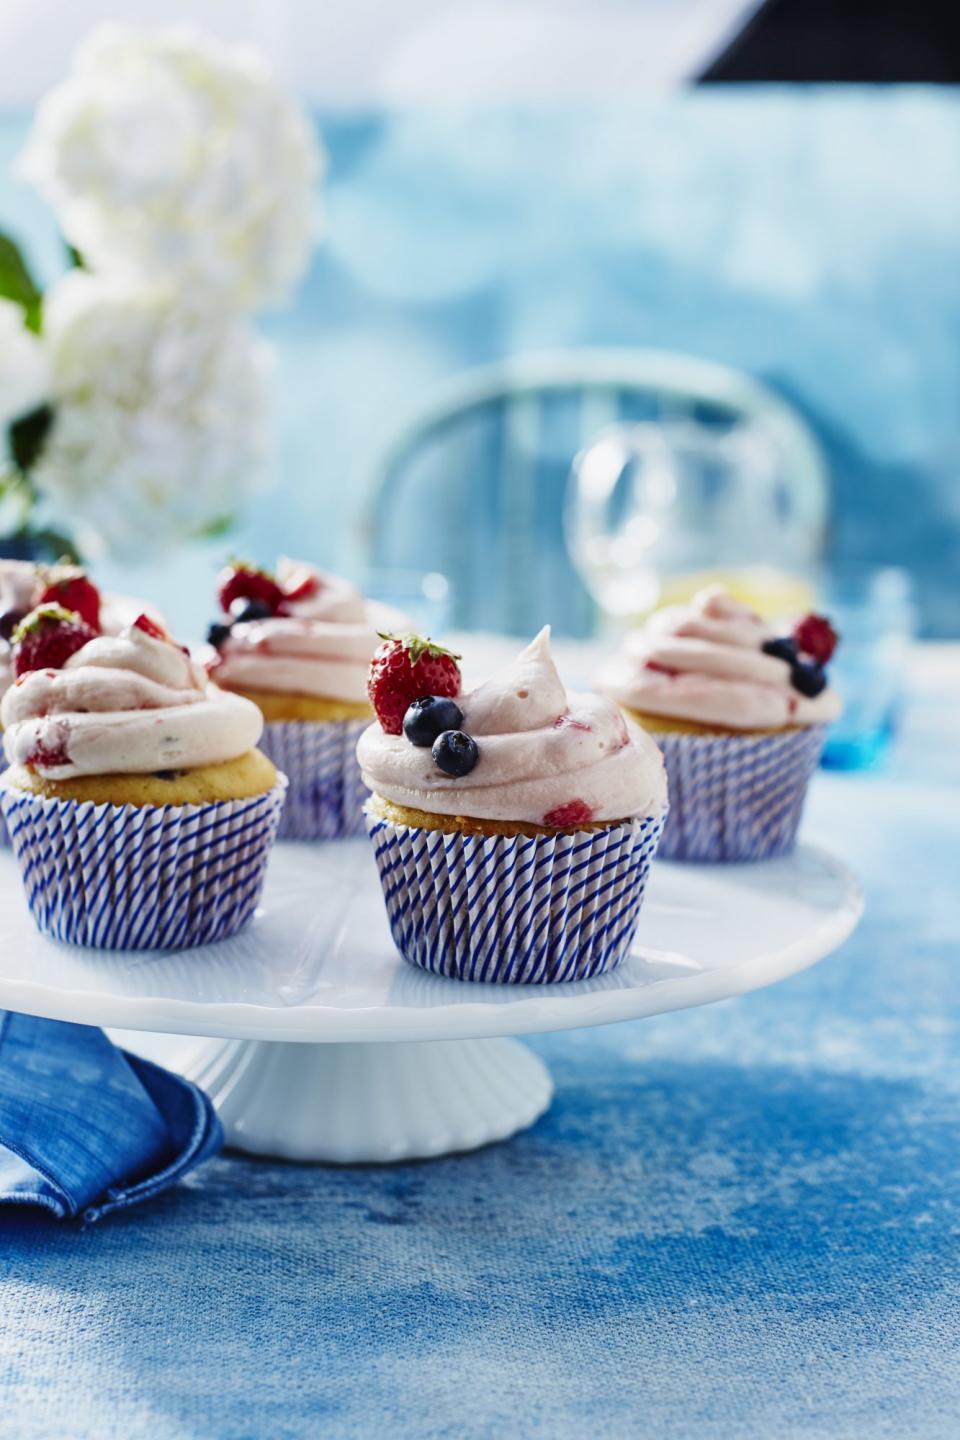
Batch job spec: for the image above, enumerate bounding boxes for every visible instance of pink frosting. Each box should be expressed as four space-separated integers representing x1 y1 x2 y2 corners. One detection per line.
597 586 842 730
211 561 409 704
1 623 263 780
357 627 668 826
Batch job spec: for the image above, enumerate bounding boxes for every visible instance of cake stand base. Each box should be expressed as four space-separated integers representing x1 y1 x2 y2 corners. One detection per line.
165 1035 555 1163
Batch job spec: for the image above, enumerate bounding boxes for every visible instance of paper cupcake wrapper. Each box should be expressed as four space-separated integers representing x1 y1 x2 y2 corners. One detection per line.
654 725 826 863
0 760 8 848
256 719 369 840
0 777 287 951
366 808 667 984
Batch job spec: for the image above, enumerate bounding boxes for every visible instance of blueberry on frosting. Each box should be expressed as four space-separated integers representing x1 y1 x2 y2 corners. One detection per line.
761 637 798 663
790 659 827 698
207 621 233 649
403 695 464 748
763 610 838 699
432 730 479 777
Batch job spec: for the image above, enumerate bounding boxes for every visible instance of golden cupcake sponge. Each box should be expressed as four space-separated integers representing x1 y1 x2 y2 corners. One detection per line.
3 749 278 808
622 705 797 738
365 792 630 839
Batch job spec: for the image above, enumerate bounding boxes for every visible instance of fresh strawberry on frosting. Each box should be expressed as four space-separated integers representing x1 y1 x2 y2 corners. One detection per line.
368 634 461 736
11 605 97 677
37 563 101 631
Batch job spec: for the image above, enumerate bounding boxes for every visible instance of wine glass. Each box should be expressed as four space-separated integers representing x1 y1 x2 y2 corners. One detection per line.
564 418 824 627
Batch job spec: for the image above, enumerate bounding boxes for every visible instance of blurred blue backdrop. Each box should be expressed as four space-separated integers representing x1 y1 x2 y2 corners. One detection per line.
1 87 958 637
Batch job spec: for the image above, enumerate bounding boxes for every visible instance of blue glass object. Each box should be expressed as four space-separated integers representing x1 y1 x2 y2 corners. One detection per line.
566 414 826 624
820 566 915 771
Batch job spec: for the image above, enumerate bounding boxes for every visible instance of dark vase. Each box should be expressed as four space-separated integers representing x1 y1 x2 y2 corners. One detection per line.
0 529 79 566
0 534 46 562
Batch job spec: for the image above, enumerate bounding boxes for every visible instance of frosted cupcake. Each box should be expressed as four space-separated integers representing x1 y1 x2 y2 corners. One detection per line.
0 559 163 847
597 586 841 862
359 627 668 984
206 559 408 840
0 608 285 949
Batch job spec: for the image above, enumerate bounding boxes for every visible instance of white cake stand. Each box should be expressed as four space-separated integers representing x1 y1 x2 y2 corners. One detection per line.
0 840 862 1163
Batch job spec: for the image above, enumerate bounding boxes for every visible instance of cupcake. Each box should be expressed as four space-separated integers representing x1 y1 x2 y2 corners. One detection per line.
358 627 668 984
0 607 285 949
597 586 841 862
205 559 409 840
0 559 163 847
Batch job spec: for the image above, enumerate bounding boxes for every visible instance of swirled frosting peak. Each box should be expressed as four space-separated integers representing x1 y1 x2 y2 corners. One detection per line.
466 625 567 736
2 619 262 780
358 627 667 826
210 559 409 704
598 586 842 730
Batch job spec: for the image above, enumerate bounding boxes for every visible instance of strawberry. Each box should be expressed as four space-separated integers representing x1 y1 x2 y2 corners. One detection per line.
134 611 190 657
12 605 97 677
552 713 592 732
792 613 839 665
217 560 287 618
543 799 594 829
26 735 70 770
367 633 461 735
282 566 322 603
133 612 168 642
284 574 320 603
38 564 101 631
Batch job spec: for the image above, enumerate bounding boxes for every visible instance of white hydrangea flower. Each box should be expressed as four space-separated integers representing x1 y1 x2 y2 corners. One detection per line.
0 298 49 433
33 271 272 556
20 24 324 310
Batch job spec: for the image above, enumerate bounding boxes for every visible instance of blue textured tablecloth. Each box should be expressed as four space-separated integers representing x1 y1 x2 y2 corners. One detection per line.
1 652 957 1439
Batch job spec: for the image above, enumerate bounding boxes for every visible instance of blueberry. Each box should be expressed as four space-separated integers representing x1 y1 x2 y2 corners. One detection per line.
762 637 798 663
0 608 26 643
432 730 479 777
790 659 827 697
206 621 233 649
403 695 465 747
231 598 274 623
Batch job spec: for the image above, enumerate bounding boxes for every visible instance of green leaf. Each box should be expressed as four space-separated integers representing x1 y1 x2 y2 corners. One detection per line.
9 403 54 474
375 631 461 663
64 238 84 270
0 465 33 536
196 513 236 539
0 231 43 332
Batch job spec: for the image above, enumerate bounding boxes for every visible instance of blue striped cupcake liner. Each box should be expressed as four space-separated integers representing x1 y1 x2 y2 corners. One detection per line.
0 760 8 849
654 724 826 863
0 776 287 951
256 718 370 840
366 804 667 984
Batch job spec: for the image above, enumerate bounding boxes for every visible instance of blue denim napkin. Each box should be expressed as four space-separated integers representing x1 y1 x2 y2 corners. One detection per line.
0 1012 223 1223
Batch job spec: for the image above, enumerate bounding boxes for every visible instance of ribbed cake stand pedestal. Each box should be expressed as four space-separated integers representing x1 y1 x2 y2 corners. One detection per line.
0 840 861 1164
